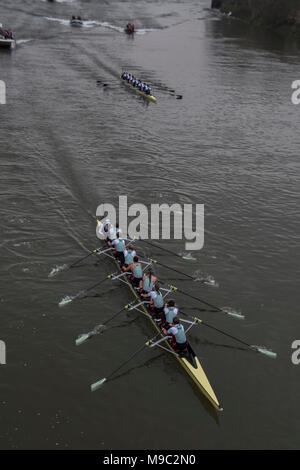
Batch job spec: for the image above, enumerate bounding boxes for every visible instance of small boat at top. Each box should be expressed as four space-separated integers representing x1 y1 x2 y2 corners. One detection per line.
0 28 15 48
124 23 135 34
70 16 83 27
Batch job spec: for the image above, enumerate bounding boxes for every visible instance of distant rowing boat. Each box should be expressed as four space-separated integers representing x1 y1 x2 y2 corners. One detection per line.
70 19 83 27
0 30 15 49
124 23 135 34
120 77 157 103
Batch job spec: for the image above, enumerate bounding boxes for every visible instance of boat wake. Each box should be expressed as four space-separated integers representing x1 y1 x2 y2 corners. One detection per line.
44 17 71 26
135 28 156 35
43 17 157 34
41 0 76 3
16 39 33 45
89 21 123 32
44 16 98 28
193 272 218 287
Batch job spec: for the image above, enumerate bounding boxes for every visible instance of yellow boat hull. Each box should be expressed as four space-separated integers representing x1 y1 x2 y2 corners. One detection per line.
120 78 157 103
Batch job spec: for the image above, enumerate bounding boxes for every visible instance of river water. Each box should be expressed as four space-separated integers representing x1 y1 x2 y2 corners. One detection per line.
0 0 299 450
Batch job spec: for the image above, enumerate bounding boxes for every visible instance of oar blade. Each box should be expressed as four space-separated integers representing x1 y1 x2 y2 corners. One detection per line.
91 378 107 392
256 348 277 359
226 310 245 320
76 334 90 346
58 296 73 307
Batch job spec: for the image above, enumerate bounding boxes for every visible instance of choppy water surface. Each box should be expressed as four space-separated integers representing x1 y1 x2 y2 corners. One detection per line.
0 0 299 450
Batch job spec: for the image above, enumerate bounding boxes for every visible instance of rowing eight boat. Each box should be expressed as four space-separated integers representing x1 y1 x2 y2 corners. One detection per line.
56 223 276 409
93 221 222 411
120 77 157 103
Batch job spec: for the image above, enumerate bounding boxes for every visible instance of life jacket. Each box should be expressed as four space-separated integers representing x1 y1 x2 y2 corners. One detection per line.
132 263 142 279
115 238 125 252
143 275 154 292
173 324 186 344
164 307 177 324
125 249 134 265
153 291 163 308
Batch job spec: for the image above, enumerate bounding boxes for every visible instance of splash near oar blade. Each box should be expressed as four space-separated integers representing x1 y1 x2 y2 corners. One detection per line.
75 304 131 347
49 249 100 279
185 314 277 361
90 335 160 394
170 285 245 320
48 264 68 278
57 274 113 308
58 296 74 307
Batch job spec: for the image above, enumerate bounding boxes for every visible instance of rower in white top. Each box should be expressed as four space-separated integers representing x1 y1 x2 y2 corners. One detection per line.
123 244 136 268
97 219 121 242
161 299 178 330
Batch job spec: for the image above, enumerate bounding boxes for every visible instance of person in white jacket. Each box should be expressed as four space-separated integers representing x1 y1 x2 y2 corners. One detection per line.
97 219 120 242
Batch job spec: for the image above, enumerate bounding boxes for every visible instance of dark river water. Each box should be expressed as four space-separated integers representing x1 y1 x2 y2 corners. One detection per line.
0 0 299 450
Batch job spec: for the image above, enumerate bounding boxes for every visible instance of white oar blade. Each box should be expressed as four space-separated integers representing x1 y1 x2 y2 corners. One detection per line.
256 348 277 359
226 310 245 320
76 334 90 346
91 378 107 392
58 296 73 307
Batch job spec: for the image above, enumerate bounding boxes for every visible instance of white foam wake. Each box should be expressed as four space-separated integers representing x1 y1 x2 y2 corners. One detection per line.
16 39 33 45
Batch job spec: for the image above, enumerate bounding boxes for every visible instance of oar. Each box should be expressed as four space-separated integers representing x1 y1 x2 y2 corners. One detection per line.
48 246 113 277
181 312 277 359
91 333 161 392
68 249 99 269
149 258 202 281
58 273 116 307
48 249 97 278
137 238 196 261
169 284 245 320
76 302 133 346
